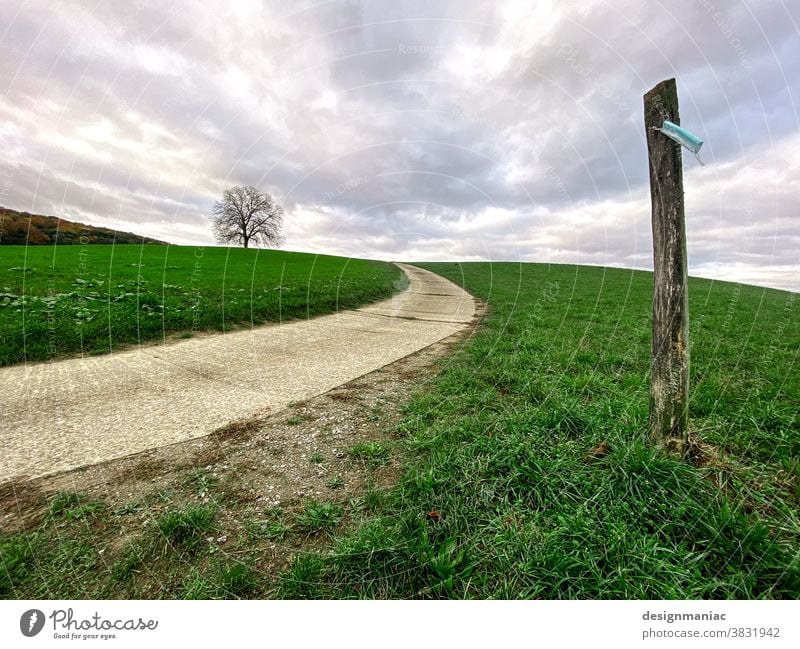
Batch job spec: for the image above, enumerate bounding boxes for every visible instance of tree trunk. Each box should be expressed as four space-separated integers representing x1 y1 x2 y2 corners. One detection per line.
644 78 690 456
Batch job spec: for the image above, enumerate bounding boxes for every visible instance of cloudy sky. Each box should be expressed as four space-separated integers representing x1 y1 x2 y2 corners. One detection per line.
1 0 797 290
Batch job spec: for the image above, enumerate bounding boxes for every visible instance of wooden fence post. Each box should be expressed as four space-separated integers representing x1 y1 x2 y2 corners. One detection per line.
644 78 690 456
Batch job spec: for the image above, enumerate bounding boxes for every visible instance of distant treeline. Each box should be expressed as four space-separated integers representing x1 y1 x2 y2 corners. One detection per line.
0 206 167 245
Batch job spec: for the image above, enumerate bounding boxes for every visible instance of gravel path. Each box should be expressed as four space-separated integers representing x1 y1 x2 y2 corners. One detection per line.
0 264 476 481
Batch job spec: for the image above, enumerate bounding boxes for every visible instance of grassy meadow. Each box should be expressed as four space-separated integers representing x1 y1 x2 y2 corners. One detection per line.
1 262 798 599
0 244 403 366
279 262 799 598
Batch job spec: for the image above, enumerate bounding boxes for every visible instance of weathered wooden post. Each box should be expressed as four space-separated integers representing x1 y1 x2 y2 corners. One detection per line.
644 78 689 456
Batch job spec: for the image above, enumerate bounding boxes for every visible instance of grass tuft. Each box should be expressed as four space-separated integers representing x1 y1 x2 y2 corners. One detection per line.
348 442 391 467
295 500 343 534
155 504 217 550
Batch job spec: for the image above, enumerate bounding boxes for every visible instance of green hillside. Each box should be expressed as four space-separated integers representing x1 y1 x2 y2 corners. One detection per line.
0 244 403 366
2 261 797 599
280 262 800 598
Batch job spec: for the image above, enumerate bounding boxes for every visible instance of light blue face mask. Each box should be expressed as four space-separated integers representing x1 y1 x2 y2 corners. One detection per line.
655 120 705 165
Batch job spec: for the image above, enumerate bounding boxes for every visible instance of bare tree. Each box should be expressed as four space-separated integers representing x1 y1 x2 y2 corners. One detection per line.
211 185 284 249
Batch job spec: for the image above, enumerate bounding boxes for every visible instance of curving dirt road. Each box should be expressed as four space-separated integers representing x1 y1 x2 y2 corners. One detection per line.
0 264 476 481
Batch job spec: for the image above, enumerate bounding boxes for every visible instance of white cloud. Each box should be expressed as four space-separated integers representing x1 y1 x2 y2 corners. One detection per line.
0 0 797 291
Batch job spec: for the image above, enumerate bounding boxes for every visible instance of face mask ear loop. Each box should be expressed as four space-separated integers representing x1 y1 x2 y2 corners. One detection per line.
652 122 705 166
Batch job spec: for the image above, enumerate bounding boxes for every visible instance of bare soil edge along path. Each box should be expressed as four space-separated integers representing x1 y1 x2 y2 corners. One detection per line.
0 321 485 593
0 264 477 482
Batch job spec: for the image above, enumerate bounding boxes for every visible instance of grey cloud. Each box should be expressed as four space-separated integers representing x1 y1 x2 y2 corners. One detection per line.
0 0 797 290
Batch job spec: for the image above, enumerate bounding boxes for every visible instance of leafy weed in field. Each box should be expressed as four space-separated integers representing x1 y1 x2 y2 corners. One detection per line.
295 500 343 533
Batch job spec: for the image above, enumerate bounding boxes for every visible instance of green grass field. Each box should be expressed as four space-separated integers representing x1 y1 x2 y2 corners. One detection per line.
279 262 799 598
0 244 403 366
1 262 798 599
